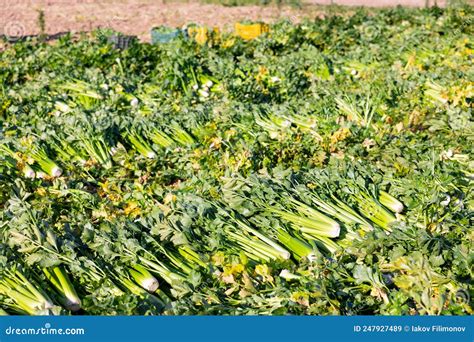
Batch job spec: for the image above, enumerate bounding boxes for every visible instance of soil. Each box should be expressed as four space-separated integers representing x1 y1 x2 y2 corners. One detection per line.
0 0 454 42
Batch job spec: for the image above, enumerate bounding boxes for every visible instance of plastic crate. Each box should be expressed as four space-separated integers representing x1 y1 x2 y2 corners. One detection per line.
185 25 221 46
151 26 182 44
234 23 269 40
108 34 137 50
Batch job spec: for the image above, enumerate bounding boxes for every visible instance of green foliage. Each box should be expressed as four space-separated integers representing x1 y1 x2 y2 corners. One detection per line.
0 6 472 315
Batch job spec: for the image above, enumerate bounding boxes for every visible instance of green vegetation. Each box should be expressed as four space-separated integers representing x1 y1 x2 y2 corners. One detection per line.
0 5 472 315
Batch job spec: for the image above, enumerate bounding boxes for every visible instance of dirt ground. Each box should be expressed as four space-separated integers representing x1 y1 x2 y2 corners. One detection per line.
0 0 453 42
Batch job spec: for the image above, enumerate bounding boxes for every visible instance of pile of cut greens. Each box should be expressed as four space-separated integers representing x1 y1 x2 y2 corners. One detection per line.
0 5 472 315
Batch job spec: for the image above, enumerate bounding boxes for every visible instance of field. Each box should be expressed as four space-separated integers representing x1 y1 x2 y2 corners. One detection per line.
0 0 458 42
0 5 473 316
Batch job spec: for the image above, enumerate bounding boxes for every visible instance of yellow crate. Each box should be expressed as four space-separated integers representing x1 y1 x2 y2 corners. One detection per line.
234 23 269 41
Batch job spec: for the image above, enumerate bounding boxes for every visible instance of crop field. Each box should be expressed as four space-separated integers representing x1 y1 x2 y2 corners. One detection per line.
0 6 472 316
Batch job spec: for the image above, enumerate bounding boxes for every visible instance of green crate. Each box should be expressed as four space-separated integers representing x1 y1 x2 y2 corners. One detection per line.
151 26 182 44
